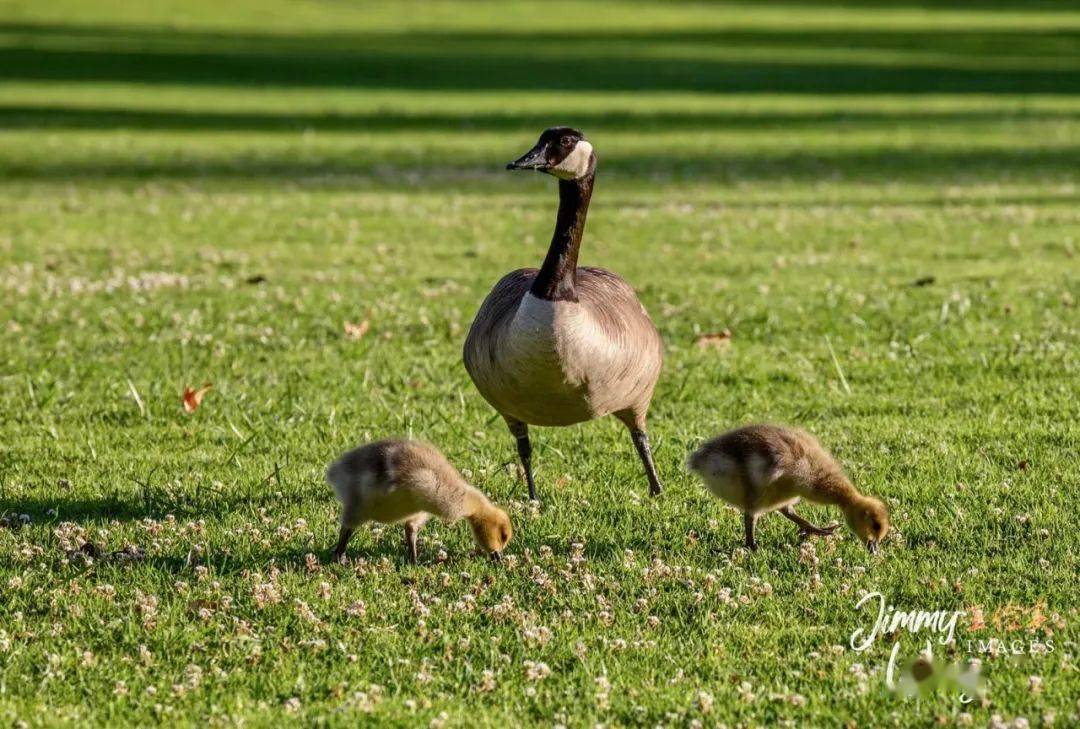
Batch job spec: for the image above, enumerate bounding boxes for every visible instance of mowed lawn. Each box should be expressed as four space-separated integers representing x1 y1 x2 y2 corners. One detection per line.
2 1 1079 726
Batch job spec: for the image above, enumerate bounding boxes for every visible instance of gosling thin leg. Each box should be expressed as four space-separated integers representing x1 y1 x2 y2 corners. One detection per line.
507 419 538 501
744 513 758 550
780 505 839 539
332 526 353 563
629 429 663 496
404 522 420 565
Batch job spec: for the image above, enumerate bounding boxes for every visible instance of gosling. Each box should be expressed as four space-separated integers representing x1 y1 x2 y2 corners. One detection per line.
687 424 890 552
326 439 513 564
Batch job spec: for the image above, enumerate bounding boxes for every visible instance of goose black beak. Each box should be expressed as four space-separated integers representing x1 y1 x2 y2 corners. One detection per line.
866 539 878 554
489 550 503 562
506 144 548 171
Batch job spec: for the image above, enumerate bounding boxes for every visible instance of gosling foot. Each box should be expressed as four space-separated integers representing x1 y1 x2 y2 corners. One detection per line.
780 505 839 542
797 522 840 541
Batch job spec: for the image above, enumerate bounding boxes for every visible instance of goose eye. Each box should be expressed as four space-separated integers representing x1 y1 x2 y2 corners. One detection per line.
561 136 574 147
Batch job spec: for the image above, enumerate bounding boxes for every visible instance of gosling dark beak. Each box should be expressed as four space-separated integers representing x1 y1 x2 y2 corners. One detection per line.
506 144 547 171
866 539 878 554
489 551 503 562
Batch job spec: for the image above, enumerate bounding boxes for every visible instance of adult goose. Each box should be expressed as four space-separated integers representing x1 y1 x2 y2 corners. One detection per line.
463 127 664 500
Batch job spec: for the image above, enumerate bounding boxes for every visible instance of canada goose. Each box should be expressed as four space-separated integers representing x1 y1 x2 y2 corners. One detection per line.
687 424 890 552
463 127 664 501
326 439 513 564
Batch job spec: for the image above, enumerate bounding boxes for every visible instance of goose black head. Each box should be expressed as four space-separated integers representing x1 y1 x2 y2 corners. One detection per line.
506 127 595 180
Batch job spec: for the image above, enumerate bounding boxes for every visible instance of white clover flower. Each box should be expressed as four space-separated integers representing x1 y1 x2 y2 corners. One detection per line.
594 675 611 709
697 690 714 714
524 661 551 681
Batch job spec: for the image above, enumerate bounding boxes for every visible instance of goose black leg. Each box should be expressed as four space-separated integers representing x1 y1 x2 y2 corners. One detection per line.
629 429 663 496
507 419 537 501
743 513 758 550
332 526 353 564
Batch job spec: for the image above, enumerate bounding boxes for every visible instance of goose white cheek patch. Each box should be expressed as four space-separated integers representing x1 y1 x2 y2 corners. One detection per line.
550 140 593 180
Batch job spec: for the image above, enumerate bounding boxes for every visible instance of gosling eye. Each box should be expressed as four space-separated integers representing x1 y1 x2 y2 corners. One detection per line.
870 519 881 532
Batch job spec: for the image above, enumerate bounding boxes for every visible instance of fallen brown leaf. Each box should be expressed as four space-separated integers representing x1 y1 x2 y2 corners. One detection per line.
344 319 371 340
183 383 213 413
911 657 933 682
695 329 733 350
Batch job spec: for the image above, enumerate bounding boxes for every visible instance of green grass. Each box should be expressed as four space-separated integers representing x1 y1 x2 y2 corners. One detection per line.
2 1 1079 726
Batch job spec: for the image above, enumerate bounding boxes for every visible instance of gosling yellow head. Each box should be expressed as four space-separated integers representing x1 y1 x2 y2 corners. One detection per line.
469 505 513 561
844 495 891 554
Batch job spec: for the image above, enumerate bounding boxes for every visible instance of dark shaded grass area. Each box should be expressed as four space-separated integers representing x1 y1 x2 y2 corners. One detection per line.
3 105 1079 132
4 17 1078 185
4 147 1078 183
2 23 1079 94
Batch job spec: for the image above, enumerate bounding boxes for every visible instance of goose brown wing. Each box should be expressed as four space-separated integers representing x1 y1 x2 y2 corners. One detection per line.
463 268 537 378
575 267 663 362
572 267 664 417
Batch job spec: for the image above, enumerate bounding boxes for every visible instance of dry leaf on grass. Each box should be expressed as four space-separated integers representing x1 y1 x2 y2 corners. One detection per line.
695 329 733 350
182 383 213 413
344 320 371 340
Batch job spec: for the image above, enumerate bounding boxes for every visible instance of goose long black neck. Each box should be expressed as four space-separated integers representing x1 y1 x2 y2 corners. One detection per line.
530 172 594 302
